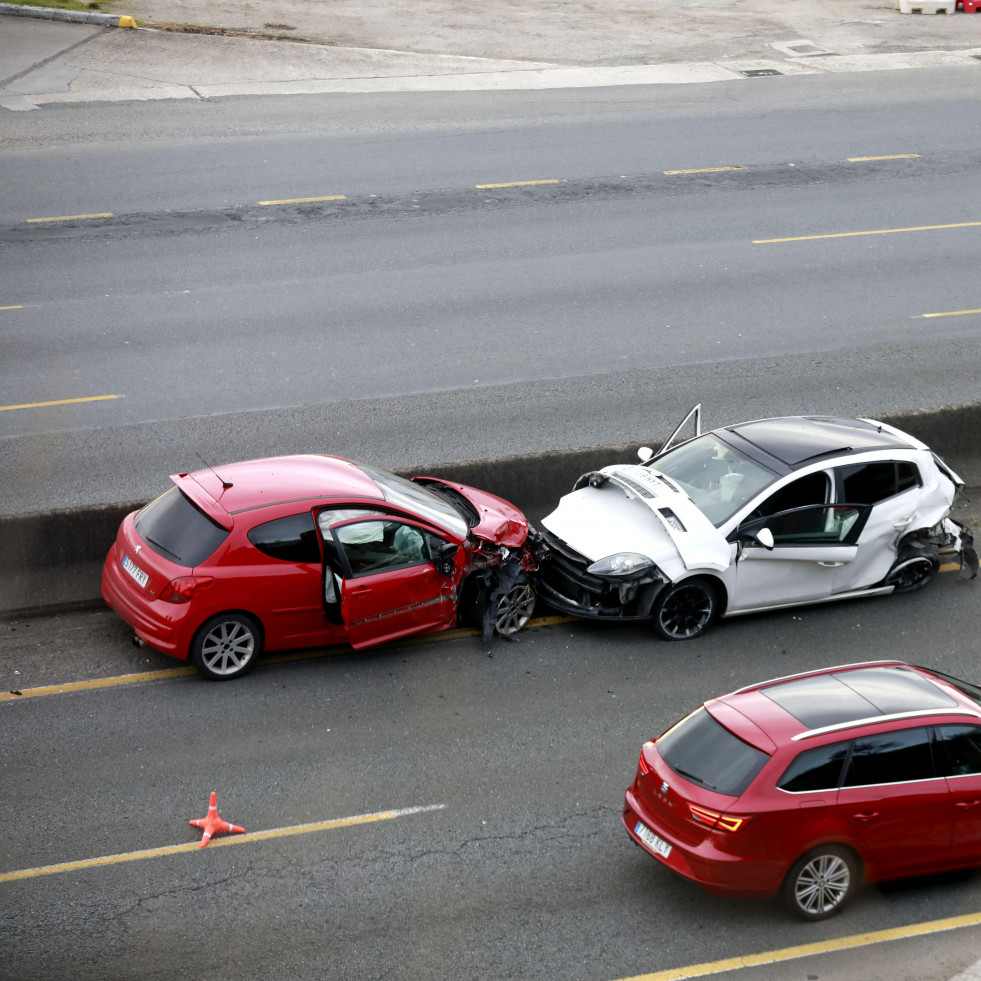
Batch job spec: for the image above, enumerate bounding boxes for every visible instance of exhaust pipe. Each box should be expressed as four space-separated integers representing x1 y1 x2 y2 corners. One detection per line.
132 635 145 648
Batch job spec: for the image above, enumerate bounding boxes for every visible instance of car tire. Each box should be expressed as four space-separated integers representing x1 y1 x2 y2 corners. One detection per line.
495 577 536 637
190 613 262 681
884 543 940 594
781 845 859 921
650 578 717 641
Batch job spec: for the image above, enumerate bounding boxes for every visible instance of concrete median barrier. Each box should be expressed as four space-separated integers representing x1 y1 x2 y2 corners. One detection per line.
2 402 979 617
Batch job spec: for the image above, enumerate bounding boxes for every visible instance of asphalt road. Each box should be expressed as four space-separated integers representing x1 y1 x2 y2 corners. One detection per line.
3 569 981 981
2 71 981 512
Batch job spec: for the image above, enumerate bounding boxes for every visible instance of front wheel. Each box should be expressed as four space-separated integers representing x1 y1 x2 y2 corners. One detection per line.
495 578 536 637
651 578 717 641
190 613 262 681
884 543 940 594
781 846 859 920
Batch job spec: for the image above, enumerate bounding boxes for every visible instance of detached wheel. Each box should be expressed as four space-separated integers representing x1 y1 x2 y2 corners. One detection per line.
885 543 940 594
495 578 536 637
781 846 859 921
651 578 717 641
191 613 262 681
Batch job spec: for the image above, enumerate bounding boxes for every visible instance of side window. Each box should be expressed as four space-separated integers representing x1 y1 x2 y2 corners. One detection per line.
749 471 829 521
935 725 981 777
248 513 320 562
835 461 920 505
778 742 850 792
763 505 865 545
842 727 935 787
334 519 431 576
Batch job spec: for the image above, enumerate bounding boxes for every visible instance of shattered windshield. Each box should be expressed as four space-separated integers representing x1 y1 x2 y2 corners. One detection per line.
358 465 469 539
649 434 778 526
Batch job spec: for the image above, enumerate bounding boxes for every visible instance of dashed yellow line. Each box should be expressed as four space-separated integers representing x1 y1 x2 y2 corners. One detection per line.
0 804 444 883
754 220 981 244
847 154 920 161
0 615 576 703
0 394 119 412
26 213 113 223
612 911 981 981
258 195 347 205
663 166 747 175
475 179 561 189
923 309 981 319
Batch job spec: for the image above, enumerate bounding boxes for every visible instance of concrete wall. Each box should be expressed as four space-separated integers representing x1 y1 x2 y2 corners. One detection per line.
2 403 978 617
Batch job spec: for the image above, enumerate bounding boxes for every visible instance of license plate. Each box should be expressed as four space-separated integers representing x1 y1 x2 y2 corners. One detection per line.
635 821 672 858
122 554 149 589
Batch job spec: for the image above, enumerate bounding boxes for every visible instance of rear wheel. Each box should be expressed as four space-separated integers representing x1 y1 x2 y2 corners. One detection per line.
781 846 859 921
651 578 717 641
190 613 262 681
885 543 940 594
495 578 536 636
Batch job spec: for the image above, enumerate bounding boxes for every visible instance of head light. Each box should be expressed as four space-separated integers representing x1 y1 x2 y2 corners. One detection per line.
587 553 655 577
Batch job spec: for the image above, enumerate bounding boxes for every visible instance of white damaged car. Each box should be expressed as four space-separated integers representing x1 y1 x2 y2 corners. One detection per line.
537 407 976 640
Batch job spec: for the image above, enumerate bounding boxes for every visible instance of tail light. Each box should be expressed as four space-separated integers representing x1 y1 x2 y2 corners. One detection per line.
688 804 752 833
638 743 654 775
161 576 215 603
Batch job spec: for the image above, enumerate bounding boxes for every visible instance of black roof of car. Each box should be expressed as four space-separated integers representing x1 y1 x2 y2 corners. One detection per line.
760 665 956 729
723 416 915 470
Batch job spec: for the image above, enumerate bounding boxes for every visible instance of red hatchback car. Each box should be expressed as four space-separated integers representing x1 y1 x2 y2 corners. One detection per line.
623 661 981 919
102 455 538 680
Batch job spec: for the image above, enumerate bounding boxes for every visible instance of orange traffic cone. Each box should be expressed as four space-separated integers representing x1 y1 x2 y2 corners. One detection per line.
189 791 245 848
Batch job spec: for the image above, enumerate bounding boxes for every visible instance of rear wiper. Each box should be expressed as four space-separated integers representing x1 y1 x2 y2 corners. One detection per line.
673 766 717 790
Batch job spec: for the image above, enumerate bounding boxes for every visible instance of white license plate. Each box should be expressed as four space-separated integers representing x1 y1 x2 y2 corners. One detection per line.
122 554 149 589
635 821 672 858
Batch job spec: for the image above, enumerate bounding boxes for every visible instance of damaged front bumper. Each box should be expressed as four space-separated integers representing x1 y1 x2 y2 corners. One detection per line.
534 527 667 620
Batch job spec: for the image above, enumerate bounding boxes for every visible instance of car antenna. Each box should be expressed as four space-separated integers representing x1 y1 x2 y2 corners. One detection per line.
195 452 233 489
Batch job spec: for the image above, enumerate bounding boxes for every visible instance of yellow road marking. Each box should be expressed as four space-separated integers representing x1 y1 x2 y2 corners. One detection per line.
847 154 920 161
754 220 981 244
258 195 347 205
663 166 747 175
923 309 981 318
0 394 119 412
0 804 444 883
475 179 561 188
26 213 113 223
612 911 981 981
0 395 119 412
0 615 577 703
1 305 23 311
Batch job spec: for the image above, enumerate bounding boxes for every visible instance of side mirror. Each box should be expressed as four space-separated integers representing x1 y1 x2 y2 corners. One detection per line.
638 446 654 463
432 541 460 575
756 528 775 551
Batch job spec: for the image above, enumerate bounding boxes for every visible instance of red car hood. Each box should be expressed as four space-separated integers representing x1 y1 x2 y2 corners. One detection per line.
422 478 529 547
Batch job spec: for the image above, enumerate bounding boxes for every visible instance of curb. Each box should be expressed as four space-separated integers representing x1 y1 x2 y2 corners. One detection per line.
0 2 135 26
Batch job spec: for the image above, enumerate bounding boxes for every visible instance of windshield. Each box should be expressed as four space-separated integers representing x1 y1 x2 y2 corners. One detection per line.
649 433 778 526
358 465 468 539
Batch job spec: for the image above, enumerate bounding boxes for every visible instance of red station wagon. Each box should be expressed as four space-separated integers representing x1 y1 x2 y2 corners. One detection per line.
102 455 538 680
623 661 981 918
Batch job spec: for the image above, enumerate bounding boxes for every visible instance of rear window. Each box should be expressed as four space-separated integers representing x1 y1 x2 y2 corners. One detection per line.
134 486 229 567
657 707 769 797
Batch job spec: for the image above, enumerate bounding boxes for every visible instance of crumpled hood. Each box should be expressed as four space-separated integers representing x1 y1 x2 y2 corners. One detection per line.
541 464 732 580
419 477 529 547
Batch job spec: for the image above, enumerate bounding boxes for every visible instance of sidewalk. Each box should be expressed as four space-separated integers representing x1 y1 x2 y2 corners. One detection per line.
2 0 981 109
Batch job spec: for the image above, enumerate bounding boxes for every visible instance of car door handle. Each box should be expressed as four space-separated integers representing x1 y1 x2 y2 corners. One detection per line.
955 800 981 809
893 514 916 530
852 811 879 821
349 586 372 596
818 561 845 567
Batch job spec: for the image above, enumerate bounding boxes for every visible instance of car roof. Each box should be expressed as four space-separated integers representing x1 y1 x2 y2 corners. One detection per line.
720 416 915 470
173 454 384 517
708 661 981 748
